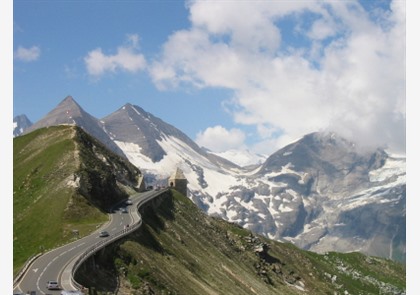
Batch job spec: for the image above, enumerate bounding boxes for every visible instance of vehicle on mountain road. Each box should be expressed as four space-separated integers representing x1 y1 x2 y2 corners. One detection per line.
99 231 109 237
46 280 60 290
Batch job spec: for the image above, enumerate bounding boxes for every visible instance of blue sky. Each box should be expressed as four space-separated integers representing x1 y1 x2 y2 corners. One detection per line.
12 0 407 156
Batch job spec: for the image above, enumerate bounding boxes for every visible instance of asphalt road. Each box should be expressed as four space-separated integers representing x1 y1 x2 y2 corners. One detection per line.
13 189 165 295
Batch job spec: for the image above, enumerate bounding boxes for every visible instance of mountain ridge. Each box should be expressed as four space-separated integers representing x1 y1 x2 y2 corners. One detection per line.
13 124 144 273
16 95 406 262
23 96 127 158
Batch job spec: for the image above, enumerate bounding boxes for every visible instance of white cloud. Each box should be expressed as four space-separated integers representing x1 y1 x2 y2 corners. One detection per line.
307 18 337 40
195 125 246 152
84 34 146 77
151 0 406 155
14 46 40 62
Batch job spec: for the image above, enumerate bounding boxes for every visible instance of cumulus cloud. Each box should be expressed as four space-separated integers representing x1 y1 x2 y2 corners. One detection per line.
14 46 40 62
151 0 406 155
196 125 246 152
84 34 146 77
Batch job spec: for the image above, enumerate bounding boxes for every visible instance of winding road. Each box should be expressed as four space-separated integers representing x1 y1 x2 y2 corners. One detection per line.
13 189 166 295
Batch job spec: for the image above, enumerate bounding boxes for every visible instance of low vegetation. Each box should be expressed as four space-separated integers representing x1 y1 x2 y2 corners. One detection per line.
76 190 405 295
13 125 142 276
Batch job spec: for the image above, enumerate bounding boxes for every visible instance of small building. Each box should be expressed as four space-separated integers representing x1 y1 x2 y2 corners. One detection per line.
168 168 188 196
136 174 146 192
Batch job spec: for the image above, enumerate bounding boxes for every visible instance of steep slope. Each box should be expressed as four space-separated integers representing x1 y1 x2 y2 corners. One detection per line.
23 95 126 157
13 114 32 137
75 190 406 295
13 125 143 274
100 103 241 191
101 103 207 162
207 132 406 262
257 133 406 261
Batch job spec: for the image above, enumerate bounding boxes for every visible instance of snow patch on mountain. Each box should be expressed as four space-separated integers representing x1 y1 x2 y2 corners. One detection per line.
209 149 267 167
369 155 405 184
13 114 33 137
115 134 241 197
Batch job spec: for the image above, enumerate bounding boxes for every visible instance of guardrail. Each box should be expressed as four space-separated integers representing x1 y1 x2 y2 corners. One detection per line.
70 189 166 290
70 215 143 289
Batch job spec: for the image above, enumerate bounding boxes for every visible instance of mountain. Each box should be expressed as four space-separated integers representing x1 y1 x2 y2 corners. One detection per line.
21 96 405 262
74 189 406 295
100 103 241 187
13 114 32 137
103 105 406 262
23 96 126 157
253 133 406 261
13 124 143 273
100 103 208 163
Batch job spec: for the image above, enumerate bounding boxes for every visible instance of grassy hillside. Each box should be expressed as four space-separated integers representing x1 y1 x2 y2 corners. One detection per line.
13 125 142 275
76 190 405 295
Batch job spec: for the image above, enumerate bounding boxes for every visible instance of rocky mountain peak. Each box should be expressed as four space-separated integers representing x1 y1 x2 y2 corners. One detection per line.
260 132 386 174
50 95 87 119
258 131 389 199
13 114 33 137
101 103 208 163
101 104 167 162
23 95 126 157
24 95 88 133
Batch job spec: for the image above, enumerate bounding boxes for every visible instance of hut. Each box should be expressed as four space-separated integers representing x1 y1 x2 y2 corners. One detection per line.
168 168 188 196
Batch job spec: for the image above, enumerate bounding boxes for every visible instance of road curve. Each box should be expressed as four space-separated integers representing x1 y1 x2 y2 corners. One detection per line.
13 189 166 295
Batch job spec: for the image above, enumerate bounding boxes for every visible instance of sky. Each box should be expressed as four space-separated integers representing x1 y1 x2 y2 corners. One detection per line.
11 0 407 157
3 1 420 292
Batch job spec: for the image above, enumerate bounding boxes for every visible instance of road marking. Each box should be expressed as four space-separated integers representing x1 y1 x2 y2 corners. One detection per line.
35 241 87 292
23 191 165 293
32 268 38 273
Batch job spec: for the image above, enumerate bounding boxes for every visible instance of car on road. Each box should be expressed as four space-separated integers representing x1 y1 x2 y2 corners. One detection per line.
99 231 109 237
125 199 133 205
46 280 60 290
120 207 128 213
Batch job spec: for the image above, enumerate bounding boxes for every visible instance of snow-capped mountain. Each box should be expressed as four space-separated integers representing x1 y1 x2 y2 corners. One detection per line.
99 103 242 196
20 96 406 262
216 133 406 261
99 103 405 261
13 114 32 137
101 103 208 163
208 149 267 167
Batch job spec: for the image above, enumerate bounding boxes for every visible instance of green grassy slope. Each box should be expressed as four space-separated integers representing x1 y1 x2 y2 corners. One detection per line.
13 125 142 275
77 190 405 295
